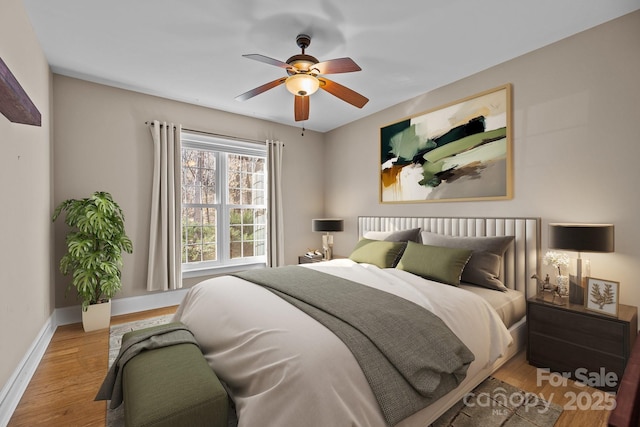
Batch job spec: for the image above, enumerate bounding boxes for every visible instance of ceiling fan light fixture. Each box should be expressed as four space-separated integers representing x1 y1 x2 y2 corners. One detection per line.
285 74 319 96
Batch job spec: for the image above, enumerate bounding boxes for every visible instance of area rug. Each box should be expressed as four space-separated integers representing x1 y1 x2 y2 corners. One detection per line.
106 317 562 427
430 376 563 427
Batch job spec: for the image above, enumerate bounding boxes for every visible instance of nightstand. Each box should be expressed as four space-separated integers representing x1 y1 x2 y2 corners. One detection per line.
527 297 638 391
298 255 325 264
298 255 345 264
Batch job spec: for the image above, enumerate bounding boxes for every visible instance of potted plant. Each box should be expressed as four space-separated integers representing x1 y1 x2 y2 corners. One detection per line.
52 191 133 332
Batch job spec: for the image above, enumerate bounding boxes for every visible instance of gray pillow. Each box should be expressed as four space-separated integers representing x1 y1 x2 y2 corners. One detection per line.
396 242 472 286
348 239 407 268
420 232 514 291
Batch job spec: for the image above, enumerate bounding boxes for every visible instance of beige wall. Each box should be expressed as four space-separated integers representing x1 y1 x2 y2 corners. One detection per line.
52 76 326 306
324 11 640 311
0 0 53 392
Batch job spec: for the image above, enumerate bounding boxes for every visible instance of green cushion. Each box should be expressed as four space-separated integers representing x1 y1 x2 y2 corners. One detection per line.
122 329 228 427
396 241 472 286
348 239 407 268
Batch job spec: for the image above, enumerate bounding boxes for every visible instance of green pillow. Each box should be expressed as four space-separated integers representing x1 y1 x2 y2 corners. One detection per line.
420 232 514 291
348 239 407 268
397 241 472 286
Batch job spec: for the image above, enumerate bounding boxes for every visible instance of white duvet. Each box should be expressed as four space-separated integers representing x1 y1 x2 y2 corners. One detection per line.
174 259 513 427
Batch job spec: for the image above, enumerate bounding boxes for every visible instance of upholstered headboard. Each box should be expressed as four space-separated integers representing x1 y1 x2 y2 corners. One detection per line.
358 216 541 298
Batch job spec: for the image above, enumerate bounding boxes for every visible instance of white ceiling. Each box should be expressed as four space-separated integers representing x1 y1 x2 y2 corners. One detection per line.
22 0 640 133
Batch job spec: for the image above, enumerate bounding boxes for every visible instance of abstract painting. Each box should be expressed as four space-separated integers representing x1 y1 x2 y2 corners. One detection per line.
380 84 512 203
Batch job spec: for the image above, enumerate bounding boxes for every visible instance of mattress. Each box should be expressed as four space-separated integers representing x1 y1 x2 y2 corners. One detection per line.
459 283 526 328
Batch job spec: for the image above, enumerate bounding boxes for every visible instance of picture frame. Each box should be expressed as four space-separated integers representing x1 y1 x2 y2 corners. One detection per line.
380 84 512 203
585 277 620 317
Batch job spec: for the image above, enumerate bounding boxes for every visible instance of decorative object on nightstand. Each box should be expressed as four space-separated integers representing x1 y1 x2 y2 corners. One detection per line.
312 218 344 260
541 251 570 305
532 273 567 305
298 250 323 264
306 250 323 258
532 273 548 300
548 223 615 304
585 277 620 317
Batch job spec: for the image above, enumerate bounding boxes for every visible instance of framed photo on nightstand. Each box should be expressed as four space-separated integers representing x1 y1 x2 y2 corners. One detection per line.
585 277 620 317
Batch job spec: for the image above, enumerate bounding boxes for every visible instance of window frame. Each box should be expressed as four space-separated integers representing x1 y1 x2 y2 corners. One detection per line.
180 131 267 278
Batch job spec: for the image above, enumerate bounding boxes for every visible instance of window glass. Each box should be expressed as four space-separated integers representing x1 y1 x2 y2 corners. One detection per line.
181 133 267 273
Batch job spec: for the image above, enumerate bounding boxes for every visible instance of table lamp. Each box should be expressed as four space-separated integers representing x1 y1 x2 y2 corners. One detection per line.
312 218 344 260
549 223 615 304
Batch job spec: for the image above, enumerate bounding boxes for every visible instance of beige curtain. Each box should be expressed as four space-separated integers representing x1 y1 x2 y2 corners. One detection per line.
266 140 285 267
147 120 182 291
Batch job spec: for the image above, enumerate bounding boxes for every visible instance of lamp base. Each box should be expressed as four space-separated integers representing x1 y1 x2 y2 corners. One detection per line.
322 233 333 260
569 281 584 305
568 258 589 305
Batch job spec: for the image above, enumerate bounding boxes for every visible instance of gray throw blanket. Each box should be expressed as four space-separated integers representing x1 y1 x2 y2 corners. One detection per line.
234 266 475 427
95 322 199 409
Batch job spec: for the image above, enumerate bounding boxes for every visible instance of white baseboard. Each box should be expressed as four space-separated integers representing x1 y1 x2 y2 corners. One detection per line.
0 315 56 427
0 289 189 425
55 288 189 326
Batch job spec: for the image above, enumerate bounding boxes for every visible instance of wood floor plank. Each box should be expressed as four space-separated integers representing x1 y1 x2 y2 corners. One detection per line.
9 306 614 426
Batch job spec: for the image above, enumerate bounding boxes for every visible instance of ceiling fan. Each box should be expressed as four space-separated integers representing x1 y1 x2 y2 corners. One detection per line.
235 34 369 122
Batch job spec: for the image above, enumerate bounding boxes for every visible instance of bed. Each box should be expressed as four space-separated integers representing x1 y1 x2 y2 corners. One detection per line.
174 216 540 427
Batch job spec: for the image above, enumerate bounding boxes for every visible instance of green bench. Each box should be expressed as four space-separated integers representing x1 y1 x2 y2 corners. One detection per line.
121 323 229 427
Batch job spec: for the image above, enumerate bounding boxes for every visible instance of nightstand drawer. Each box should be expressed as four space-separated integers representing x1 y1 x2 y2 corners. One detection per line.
529 333 626 383
528 302 626 355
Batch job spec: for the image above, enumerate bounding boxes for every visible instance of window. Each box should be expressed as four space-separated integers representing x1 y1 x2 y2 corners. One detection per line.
181 132 267 275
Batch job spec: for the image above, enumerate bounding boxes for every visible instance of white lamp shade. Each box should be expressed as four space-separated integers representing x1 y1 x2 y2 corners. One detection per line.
285 74 320 96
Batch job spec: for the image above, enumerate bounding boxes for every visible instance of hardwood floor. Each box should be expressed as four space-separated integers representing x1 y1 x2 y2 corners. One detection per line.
8 306 177 427
492 351 612 427
9 307 613 426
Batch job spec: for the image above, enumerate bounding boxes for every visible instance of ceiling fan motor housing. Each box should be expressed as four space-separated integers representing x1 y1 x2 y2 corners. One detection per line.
286 54 319 75
286 34 318 75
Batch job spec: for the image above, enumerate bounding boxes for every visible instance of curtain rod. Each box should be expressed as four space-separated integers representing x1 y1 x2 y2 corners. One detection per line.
145 121 266 146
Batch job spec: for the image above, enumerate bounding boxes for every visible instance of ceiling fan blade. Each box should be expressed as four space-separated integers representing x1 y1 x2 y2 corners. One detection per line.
235 77 287 101
243 54 291 70
318 78 369 108
314 57 362 74
294 95 310 121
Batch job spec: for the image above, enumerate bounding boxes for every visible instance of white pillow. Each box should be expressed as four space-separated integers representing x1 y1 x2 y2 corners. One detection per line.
362 228 421 243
